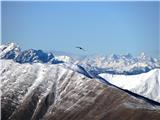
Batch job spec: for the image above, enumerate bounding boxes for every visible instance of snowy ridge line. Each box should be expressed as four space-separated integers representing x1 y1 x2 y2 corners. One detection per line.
99 68 160 104
97 75 160 106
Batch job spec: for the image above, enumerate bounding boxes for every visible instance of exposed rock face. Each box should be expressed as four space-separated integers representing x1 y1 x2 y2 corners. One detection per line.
1 60 160 120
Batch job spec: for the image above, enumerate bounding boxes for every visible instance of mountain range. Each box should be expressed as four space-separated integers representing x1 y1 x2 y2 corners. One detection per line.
1 43 160 120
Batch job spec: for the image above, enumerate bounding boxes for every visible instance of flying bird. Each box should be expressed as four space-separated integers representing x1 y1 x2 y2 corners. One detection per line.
76 46 86 51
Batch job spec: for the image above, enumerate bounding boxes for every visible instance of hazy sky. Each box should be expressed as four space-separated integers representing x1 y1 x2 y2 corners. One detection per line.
2 1 160 57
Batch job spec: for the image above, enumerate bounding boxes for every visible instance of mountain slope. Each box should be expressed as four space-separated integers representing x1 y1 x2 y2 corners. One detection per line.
1 60 160 120
99 69 160 103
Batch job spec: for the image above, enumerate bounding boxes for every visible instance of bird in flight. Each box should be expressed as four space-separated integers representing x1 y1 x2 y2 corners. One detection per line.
76 46 86 51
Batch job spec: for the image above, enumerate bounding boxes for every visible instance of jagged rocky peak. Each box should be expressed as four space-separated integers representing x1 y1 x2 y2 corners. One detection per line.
0 42 19 50
138 52 158 63
0 42 21 59
123 53 133 59
0 42 63 64
108 53 120 60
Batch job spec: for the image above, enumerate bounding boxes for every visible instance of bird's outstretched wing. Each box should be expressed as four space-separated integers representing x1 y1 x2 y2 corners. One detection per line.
76 46 86 51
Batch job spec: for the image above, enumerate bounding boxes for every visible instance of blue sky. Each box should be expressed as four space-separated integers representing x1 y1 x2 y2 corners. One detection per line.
2 1 160 57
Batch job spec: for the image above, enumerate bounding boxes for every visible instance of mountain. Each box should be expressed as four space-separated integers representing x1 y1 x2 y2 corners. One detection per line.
0 43 20 59
1 43 160 120
99 69 160 103
1 43 159 75
1 60 160 120
0 43 63 64
77 53 159 75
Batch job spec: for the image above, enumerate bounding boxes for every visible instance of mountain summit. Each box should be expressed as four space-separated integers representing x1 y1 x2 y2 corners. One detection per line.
0 43 63 64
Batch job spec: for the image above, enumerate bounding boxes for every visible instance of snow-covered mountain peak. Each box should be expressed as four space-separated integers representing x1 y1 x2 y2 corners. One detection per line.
55 55 72 63
0 43 63 64
0 42 20 59
108 54 120 60
123 53 133 59
139 52 146 57
0 42 20 52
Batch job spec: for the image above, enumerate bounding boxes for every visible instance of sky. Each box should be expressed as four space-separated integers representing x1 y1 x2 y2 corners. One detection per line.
1 1 160 57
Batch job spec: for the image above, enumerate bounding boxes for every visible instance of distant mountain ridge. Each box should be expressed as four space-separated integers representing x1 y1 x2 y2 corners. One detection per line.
76 53 159 76
0 43 63 64
0 43 159 75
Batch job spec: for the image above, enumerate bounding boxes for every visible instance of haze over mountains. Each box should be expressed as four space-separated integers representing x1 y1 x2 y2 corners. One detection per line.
1 43 160 120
